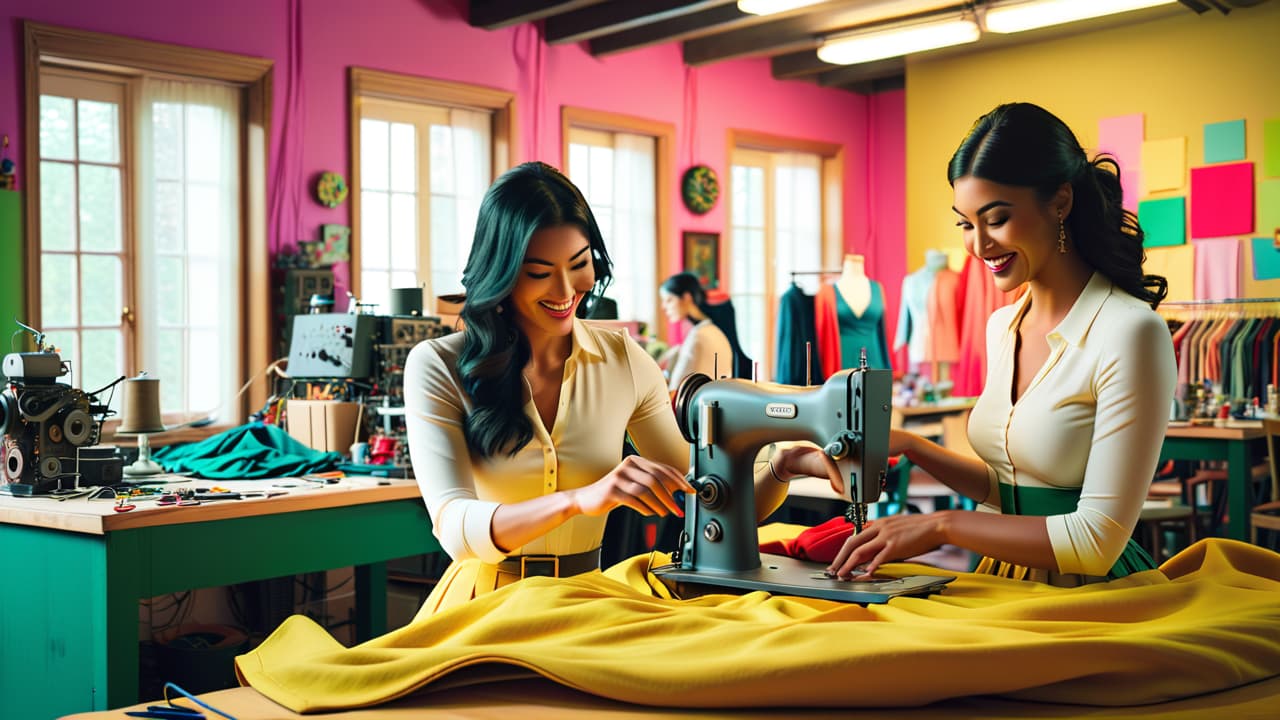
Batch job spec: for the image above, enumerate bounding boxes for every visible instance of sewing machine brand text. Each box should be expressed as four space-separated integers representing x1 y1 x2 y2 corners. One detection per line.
764 403 797 419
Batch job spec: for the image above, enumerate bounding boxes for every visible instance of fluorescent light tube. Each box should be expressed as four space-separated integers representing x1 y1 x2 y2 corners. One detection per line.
985 0 1178 34
737 0 826 16
817 18 980 65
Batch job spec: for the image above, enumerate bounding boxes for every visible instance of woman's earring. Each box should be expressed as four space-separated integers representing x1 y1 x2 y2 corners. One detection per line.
1057 212 1067 254
495 304 504 314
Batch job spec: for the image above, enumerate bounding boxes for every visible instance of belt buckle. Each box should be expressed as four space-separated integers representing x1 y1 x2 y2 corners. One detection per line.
520 554 560 578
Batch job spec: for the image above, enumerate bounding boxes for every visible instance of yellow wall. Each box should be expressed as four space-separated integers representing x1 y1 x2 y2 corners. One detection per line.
906 3 1280 301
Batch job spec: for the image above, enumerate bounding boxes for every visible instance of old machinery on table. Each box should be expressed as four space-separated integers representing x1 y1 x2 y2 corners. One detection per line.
652 354 954 603
2 323 122 495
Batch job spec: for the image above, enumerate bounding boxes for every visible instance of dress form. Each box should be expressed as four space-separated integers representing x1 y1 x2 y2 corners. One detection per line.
836 254 871 317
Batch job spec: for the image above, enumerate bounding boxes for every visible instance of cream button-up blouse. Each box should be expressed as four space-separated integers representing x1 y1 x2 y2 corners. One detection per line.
967 272 1176 576
404 319 690 564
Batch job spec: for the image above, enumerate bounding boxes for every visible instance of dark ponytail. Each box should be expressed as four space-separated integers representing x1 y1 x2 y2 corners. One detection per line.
948 103 1166 308
660 272 711 323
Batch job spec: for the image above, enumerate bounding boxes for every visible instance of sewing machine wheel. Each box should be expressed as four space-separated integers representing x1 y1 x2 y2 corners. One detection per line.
0 390 15 435
3 444 22 480
63 409 93 445
40 455 62 478
674 373 713 444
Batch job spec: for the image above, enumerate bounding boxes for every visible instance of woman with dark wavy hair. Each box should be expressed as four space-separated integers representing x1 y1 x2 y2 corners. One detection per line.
404 162 831 610
826 103 1176 587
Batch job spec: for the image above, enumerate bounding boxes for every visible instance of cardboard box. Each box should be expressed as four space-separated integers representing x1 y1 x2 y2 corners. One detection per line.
286 400 362 453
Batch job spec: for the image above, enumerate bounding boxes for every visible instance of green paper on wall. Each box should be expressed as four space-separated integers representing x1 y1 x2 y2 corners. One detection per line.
0 191 24 337
1138 196 1185 247
1265 118 1280 178
1251 238 1280 281
1260 179 1280 238
1204 119 1246 164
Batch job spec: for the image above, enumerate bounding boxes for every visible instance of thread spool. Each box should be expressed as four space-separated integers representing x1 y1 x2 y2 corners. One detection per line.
389 287 423 317
118 375 165 433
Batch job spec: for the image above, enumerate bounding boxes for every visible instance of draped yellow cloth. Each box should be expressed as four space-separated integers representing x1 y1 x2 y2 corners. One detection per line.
236 539 1280 714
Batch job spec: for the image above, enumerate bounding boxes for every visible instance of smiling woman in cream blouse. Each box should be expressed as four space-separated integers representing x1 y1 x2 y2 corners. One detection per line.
827 103 1176 587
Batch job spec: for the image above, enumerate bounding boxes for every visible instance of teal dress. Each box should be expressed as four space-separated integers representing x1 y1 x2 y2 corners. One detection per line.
834 281 890 370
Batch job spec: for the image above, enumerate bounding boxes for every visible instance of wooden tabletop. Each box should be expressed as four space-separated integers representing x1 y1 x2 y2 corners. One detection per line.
895 398 976 418
1164 420 1266 440
0 475 422 535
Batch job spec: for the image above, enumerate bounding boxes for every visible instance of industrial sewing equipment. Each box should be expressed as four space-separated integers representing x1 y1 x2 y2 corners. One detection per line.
652 355 955 604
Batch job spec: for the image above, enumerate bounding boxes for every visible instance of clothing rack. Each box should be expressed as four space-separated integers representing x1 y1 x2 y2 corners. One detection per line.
789 269 841 281
1162 297 1280 306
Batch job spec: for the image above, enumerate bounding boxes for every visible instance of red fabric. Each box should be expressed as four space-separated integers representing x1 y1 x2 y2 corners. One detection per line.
759 458 898 564
814 283 842 381
759 515 857 564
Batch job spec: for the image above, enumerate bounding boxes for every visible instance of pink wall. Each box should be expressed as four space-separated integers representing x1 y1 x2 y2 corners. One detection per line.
2 0 906 347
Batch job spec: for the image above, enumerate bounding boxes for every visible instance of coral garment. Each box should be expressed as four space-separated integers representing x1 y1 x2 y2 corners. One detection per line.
952 255 1019 397
924 267 960 364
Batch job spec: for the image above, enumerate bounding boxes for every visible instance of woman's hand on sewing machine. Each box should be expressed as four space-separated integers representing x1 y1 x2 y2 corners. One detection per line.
771 444 841 489
569 455 694 517
826 511 954 580
888 429 917 458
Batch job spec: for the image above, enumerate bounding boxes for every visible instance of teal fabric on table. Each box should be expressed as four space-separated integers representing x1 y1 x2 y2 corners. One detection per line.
152 423 342 479
997 483 1157 579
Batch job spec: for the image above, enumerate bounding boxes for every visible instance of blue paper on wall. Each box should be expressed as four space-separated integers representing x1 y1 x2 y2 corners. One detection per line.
1205 119 1246 164
1252 237 1280 280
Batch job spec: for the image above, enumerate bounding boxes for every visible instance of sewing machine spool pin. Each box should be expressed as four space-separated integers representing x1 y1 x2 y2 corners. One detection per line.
657 367 955 603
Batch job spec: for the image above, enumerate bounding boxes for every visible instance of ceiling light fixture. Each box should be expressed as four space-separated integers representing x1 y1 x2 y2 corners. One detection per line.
984 0 1179 34
817 16 981 66
737 0 827 16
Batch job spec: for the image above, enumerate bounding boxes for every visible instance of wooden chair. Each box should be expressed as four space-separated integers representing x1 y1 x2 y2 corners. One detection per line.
1251 419 1280 547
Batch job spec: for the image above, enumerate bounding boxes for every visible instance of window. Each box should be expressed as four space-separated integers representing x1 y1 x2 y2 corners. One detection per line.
350 68 515 312
25 23 271 425
562 108 674 336
729 132 843 380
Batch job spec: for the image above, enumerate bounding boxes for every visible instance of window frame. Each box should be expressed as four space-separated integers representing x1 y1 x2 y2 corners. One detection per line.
348 67 516 304
726 130 844 377
560 106 674 339
23 22 273 426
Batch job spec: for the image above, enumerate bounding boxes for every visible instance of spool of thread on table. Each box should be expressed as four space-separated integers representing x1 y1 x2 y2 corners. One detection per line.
389 287 423 317
118 375 164 434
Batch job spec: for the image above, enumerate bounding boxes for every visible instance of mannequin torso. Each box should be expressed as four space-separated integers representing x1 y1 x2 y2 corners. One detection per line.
836 254 871 316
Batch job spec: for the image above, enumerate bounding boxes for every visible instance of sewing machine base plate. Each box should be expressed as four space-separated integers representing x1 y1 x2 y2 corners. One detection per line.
652 553 955 604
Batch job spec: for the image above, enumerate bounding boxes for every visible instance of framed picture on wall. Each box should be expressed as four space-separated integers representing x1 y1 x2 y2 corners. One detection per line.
683 231 720 290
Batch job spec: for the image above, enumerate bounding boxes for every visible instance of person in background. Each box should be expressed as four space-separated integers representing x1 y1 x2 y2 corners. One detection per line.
404 162 832 612
657 272 734 392
826 102 1175 587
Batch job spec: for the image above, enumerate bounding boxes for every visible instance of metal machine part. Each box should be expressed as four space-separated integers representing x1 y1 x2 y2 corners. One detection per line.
653 361 955 604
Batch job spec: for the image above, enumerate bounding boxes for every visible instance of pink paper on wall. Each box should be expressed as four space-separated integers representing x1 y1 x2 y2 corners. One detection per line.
1190 162 1254 238
1193 237 1241 300
1097 113 1143 213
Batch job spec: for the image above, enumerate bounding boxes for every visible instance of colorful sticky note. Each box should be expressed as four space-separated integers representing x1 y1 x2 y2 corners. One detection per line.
1260 179 1280 239
1190 162 1254 238
1251 238 1280 280
1204 119 1246 164
1138 197 1185 247
1141 137 1186 194
1098 113 1143 213
1193 238 1241 300
1144 244 1194 302
1265 118 1280 178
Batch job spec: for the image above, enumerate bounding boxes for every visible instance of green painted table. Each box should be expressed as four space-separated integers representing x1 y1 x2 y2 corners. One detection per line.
0 477 440 719
1159 421 1268 541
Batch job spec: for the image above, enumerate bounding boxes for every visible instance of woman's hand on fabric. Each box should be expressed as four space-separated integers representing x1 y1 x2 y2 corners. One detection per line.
827 511 952 579
570 455 694 517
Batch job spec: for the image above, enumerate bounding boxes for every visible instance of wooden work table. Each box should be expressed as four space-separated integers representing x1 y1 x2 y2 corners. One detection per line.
0 475 441 719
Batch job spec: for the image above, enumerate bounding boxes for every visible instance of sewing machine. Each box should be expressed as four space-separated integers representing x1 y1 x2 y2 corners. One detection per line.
652 358 954 603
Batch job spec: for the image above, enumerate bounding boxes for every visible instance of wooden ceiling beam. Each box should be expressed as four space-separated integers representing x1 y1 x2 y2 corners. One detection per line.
817 56 905 88
682 0 960 65
468 0 606 30
771 49 837 79
546 0 735 45
587 3 758 56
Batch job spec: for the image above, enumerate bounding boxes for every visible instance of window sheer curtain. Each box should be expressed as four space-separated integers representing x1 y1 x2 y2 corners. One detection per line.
773 152 822 296
135 78 241 422
430 108 490 298
608 132 656 326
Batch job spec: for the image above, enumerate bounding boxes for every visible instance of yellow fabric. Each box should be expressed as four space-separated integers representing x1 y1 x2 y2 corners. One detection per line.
237 538 1280 714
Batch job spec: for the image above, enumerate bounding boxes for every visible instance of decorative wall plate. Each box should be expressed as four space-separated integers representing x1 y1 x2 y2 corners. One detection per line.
682 164 719 215
316 171 349 208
